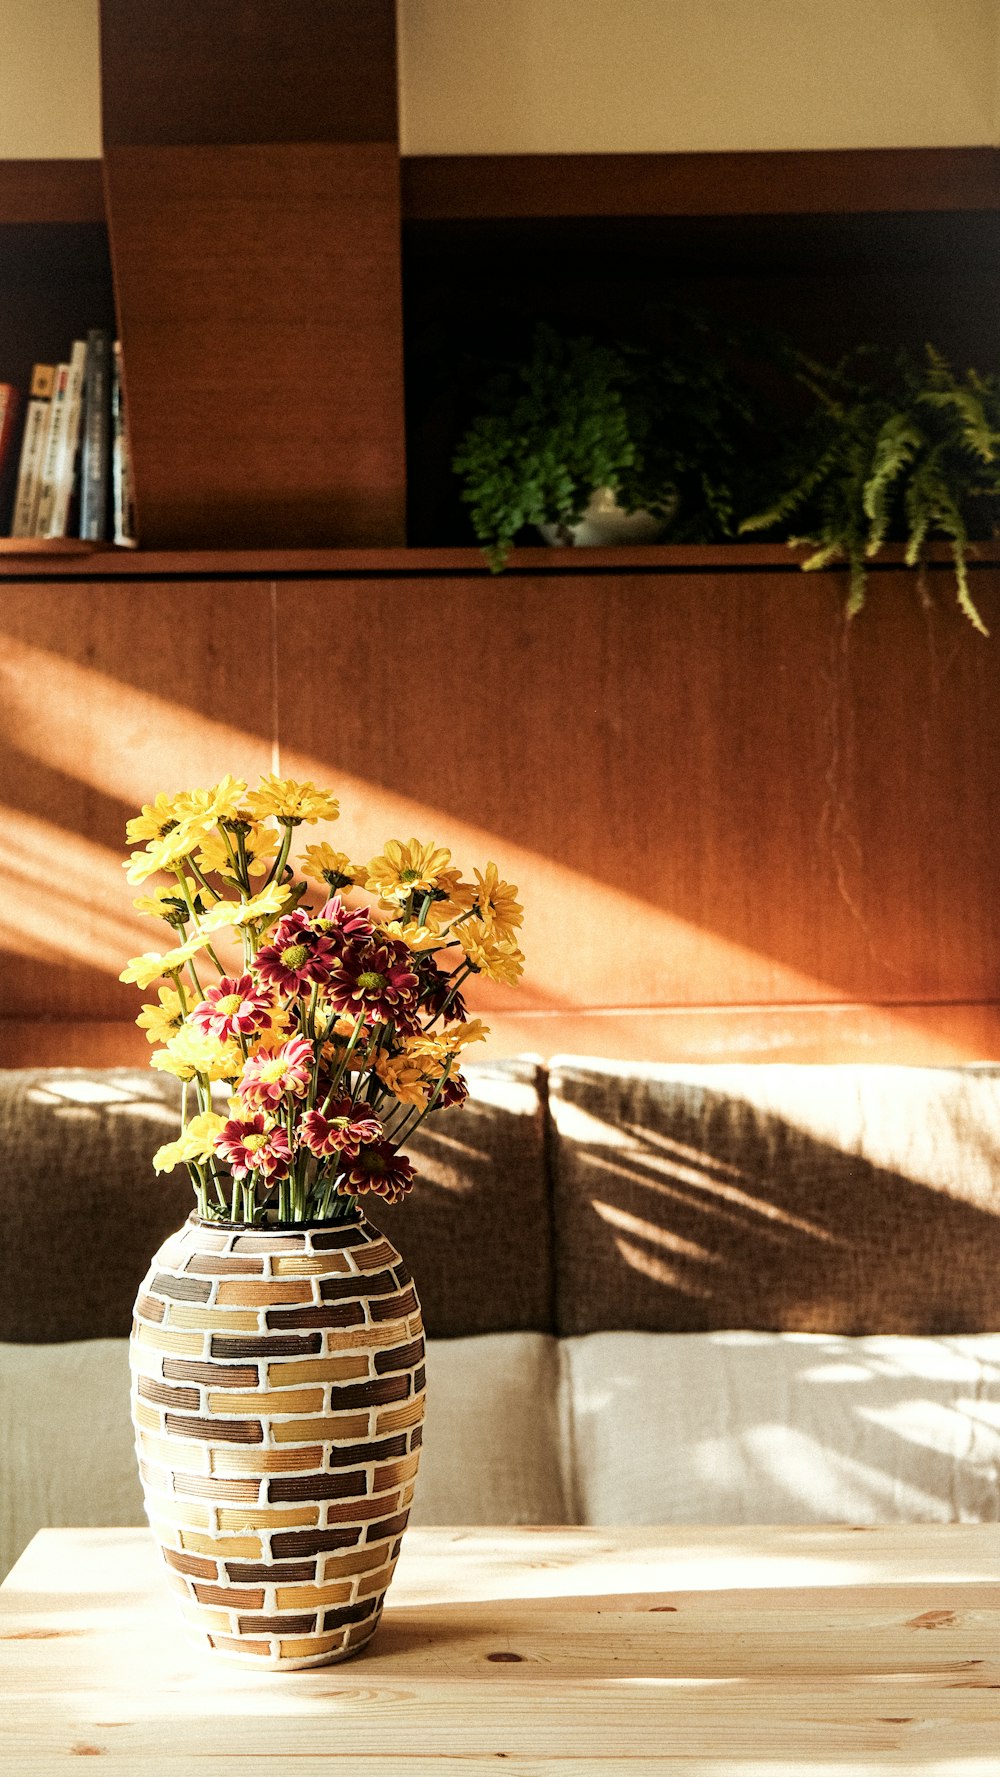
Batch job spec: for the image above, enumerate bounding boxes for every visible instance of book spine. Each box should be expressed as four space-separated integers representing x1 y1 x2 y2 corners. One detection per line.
80 329 111 541
0 384 20 477
47 339 88 538
10 364 55 538
33 362 70 536
111 341 137 546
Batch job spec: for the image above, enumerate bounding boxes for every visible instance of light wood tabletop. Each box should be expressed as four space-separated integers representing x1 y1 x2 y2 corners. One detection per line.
1 1523 999 1773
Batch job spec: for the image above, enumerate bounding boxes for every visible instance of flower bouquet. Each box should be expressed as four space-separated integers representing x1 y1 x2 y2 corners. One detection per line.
122 773 523 1668
121 772 524 1223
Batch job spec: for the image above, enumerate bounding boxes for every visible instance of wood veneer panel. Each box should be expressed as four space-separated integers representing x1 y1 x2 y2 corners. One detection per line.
103 143 406 549
101 1 396 148
0 161 105 225
7 1002 1000 1071
0 582 274 1022
402 148 1000 220
276 570 1000 1019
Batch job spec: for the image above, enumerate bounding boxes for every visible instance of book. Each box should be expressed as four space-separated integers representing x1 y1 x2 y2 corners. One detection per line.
80 329 112 540
10 363 55 538
0 384 20 477
46 338 88 538
111 341 137 547
33 359 70 536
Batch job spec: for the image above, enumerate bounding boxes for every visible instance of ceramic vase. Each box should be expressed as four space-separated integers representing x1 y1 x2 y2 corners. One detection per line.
129 1209 424 1669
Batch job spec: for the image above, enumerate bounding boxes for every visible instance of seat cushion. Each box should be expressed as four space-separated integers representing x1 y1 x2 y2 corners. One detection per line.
563 1330 1000 1524
548 1059 1000 1334
0 1331 568 1579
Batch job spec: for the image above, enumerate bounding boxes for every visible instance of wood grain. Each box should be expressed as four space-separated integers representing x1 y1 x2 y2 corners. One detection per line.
0 581 275 1022
277 568 1000 1020
101 0 397 148
1 1526 998 1768
103 143 406 548
402 147 1000 219
0 161 105 225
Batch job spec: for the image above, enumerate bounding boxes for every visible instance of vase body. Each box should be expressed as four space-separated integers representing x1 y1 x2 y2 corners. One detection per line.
129 1210 424 1669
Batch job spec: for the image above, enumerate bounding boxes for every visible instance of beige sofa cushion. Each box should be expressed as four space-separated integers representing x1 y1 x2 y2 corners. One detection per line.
0 1332 568 1579
563 1331 1000 1525
549 1060 1000 1334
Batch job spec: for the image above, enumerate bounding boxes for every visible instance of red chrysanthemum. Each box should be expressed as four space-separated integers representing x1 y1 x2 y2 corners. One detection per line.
190 973 274 1041
437 1069 469 1109
300 1098 382 1160
413 953 467 1022
237 1034 314 1110
314 893 375 949
339 1139 416 1205
328 940 418 1026
255 911 338 995
215 1113 292 1179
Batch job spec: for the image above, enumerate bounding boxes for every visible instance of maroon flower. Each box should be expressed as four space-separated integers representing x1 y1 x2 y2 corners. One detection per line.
314 893 375 949
328 940 418 1026
300 1098 382 1160
237 1035 314 1110
255 910 337 995
339 1140 416 1205
437 1069 469 1109
215 1114 292 1180
413 953 467 1022
190 974 274 1042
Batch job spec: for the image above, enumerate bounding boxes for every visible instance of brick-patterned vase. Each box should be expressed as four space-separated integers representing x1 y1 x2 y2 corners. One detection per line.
129 1210 425 1669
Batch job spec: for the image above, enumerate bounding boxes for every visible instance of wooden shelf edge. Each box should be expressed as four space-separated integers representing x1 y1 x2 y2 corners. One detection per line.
402 147 1000 221
0 159 105 225
0 539 996 579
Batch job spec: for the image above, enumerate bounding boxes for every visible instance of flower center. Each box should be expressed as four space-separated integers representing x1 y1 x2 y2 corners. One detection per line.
242 1132 266 1153
215 994 242 1016
399 868 422 884
280 943 308 969
361 1150 386 1174
358 970 387 993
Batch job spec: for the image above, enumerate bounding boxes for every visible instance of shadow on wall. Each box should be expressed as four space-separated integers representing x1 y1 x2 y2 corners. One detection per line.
549 1064 1000 1336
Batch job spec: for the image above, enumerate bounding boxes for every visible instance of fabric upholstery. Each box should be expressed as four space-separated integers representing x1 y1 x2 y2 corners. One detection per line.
562 1331 1000 1525
0 1333 568 1579
0 1060 552 1341
548 1060 1000 1335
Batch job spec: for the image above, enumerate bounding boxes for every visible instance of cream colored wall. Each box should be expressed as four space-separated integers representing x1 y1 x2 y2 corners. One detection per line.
1 0 998 158
398 0 1000 153
0 0 101 157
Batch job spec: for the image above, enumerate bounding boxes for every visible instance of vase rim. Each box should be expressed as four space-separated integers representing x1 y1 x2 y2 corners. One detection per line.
189 1209 364 1232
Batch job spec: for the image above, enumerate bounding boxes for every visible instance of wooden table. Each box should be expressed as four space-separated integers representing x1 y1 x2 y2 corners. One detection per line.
1 1524 999 1773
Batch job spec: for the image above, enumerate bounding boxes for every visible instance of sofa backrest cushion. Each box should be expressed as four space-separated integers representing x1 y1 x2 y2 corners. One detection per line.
548 1060 1000 1334
0 1059 552 1340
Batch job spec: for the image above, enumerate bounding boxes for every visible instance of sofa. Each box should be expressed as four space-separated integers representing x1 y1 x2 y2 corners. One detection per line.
3 1056 1000 1578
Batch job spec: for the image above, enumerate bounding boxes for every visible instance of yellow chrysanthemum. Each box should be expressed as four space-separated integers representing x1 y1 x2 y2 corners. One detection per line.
456 918 525 986
376 918 448 952
472 862 523 937
299 843 365 887
375 1051 438 1108
200 775 248 823
366 839 454 905
195 822 279 880
244 775 339 825
119 934 211 990
153 1110 227 1173
421 868 477 931
126 792 189 847
136 985 185 1046
124 824 204 885
198 881 290 933
150 1025 244 1082
440 1017 489 1051
132 878 199 924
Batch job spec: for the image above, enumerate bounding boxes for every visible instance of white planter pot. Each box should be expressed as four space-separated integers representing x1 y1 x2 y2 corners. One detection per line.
536 486 672 547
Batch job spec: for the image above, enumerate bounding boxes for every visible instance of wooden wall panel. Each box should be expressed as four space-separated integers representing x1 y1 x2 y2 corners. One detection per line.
0 583 274 1024
2 565 999 1065
274 569 1000 1031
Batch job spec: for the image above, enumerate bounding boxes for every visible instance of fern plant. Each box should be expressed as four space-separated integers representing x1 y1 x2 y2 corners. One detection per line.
741 346 1000 633
453 320 757 570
